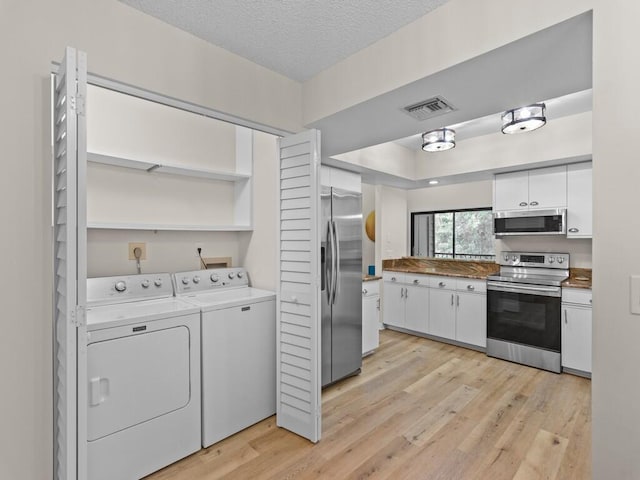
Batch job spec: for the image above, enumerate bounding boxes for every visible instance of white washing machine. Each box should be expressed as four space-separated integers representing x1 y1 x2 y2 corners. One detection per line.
85 273 201 480
174 268 276 447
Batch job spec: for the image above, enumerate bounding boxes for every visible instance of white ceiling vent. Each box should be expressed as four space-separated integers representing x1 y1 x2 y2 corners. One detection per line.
403 96 456 121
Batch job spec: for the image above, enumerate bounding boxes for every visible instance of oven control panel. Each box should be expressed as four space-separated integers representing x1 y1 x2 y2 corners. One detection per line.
499 252 569 268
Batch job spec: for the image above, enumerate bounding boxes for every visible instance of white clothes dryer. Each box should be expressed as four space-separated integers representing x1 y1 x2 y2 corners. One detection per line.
86 273 201 480
174 268 276 447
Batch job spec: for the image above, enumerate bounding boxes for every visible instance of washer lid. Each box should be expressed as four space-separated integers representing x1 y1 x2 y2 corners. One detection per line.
179 287 276 311
86 297 200 331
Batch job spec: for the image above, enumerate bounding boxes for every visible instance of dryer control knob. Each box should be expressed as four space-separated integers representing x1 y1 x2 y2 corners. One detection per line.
114 281 127 292
237 271 244 278
193 276 200 284
141 279 150 288
228 272 236 279
154 278 163 287
210 274 220 283
181 277 190 285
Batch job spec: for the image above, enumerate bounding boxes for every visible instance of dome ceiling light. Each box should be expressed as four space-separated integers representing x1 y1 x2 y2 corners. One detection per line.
501 103 546 134
422 128 456 152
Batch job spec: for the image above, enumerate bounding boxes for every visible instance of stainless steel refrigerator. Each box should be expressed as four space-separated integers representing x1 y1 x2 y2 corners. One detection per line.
321 186 363 387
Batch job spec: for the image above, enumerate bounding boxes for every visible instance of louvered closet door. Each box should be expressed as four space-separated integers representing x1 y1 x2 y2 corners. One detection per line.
277 129 321 443
53 46 87 480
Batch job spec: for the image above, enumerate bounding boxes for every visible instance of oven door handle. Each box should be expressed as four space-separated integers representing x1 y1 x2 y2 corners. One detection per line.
487 281 561 297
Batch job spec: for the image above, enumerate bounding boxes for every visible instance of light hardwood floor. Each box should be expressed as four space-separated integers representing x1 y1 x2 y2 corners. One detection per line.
146 329 591 480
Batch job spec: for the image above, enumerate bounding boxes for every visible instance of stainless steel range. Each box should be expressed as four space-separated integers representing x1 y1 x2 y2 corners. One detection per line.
486 252 569 373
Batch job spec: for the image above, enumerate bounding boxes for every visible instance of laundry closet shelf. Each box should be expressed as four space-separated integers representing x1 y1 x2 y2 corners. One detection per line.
87 222 253 232
88 152 251 182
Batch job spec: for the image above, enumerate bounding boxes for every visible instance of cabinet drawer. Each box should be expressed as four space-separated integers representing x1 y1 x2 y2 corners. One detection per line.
562 287 592 306
429 276 455 290
455 278 487 294
405 274 431 287
362 280 380 297
382 271 405 283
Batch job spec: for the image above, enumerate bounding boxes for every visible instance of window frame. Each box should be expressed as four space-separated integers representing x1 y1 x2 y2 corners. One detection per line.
410 207 495 260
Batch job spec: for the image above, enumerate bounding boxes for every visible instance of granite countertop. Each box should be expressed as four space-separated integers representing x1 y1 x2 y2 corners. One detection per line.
562 268 592 289
362 275 382 282
382 257 499 280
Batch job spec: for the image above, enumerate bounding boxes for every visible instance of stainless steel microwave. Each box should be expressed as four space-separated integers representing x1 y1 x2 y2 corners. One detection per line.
494 208 566 236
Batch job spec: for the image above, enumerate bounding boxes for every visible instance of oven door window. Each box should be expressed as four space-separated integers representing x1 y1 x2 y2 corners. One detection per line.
487 289 561 352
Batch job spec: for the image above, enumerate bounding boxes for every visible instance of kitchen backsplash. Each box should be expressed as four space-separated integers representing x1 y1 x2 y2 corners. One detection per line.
495 237 592 268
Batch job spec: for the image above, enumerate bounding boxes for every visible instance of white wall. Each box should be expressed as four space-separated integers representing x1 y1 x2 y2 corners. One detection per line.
238 131 280 291
361 183 376 274
377 186 408 265
592 1 640 477
0 1 300 479
332 142 415 179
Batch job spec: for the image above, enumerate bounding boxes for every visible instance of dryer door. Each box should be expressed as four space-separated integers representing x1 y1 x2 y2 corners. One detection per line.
87 326 191 441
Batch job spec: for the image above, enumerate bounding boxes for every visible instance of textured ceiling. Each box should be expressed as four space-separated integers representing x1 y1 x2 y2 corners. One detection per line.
119 0 451 81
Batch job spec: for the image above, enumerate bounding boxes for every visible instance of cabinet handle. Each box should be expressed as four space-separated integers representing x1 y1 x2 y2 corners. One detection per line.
519 202 528 207
456 294 459 307
413 279 419 284
530 201 539 206
564 309 568 324
391 277 396 282
362 289 367 295
467 285 475 291
376 298 380 310
400 287 404 298
451 293 454 306
405 287 408 299
568 228 579 233
439 281 446 287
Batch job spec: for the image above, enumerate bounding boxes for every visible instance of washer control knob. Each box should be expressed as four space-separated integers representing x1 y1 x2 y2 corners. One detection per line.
141 279 150 288
557 257 564 264
193 276 200 284
181 277 190 285
237 271 244 279
210 274 220 283
548 257 555 264
114 281 127 292
154 278 163 287
228 272 236 279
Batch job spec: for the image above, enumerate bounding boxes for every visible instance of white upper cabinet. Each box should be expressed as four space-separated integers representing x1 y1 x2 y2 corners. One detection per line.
566 162 593 238
494 165 567 211
86 85 253 231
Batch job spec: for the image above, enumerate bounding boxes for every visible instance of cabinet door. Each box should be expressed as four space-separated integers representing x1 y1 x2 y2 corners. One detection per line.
404 285 429 333
383 282 405 328
528 165 567 209
362 295 379 354
428 288 456 339
567 162 592 238
456 292 487 348
494 170 529 211
562 306 592 373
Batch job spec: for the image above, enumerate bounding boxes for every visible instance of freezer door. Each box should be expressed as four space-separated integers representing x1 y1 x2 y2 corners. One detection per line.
320 186 333 387
330 188 363 382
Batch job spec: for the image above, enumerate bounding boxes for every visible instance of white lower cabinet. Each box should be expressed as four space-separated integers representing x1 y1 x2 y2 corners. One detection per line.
383 272 486 350
561 288 592 375
382 273 429 333
429 277 487 348
362 280 380 355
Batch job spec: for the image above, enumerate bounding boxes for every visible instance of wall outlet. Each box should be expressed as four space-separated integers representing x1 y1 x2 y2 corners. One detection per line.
128 242 147 260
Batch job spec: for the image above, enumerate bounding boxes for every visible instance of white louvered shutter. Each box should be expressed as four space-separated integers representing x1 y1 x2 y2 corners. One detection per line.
53 46 87 480
276 130 322 442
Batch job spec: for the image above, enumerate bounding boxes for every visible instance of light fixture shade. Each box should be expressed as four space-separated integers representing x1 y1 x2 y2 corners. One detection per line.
501 103 546 134
422 128 455 152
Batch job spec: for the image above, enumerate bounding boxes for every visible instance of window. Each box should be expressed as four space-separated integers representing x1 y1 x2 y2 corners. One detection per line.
411 208 495 260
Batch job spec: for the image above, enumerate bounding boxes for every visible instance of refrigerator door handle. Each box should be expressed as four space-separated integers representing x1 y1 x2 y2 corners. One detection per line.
332 220 340 305
325 220 333 305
